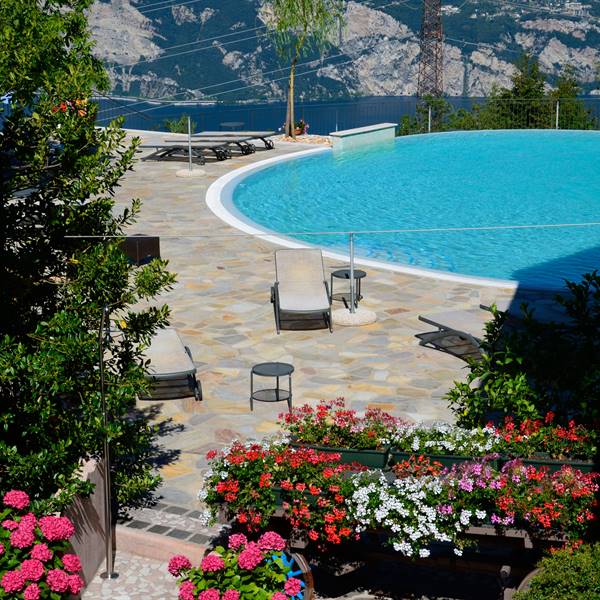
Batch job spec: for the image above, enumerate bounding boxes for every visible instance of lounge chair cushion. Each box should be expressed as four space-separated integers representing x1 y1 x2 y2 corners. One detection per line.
278 282 330 312
144 328 195 378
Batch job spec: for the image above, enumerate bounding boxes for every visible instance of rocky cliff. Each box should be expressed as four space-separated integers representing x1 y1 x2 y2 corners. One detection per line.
88 0 600 99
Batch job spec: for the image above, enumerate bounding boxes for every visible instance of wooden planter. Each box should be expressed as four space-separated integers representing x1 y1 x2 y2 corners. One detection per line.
290 442 390 469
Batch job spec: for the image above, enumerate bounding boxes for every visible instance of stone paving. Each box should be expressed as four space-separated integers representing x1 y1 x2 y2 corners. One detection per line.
83 130 549 598
115 130 524 510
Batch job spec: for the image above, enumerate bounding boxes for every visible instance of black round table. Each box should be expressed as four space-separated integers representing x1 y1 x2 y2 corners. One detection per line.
330 268 367 309
250 362 294 413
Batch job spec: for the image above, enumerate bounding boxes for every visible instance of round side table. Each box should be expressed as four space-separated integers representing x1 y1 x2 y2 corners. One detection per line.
250 362 294 413
330 268 367 309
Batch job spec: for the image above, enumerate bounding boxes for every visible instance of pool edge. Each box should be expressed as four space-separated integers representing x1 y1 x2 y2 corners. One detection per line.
205 145 522 291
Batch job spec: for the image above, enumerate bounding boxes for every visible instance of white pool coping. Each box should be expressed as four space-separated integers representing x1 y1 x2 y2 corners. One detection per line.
205 146 520 290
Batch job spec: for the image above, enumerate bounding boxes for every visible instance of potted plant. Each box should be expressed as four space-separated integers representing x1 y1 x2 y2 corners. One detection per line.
493 413 597 473
168 531 314 600
201 440 357 547
279 399 402 468
389 422 502 469
293 119 308 136
0 490 85 599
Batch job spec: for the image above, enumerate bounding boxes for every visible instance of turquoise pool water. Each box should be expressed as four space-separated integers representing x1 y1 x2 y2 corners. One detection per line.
232 130 600 288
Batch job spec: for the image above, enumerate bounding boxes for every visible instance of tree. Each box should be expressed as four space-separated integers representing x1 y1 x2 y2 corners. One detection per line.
268 0 345 138
551 67 597 130
0 0 175 509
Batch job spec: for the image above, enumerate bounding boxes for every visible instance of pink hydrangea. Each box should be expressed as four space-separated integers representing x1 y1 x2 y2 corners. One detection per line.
0 543 4 556
237 542 263 570
271 593 287 600
257 531 286 552
1 570 26 593
62 554 82 573
178 580 196 600
30 543 53 562
20 559 44 582
3 490 30 510
19 513 37 530
227 533 247 550
38 516 75 542
201 553 225 573
223 590 240 600
285 577 302 596
168 554 192 577
2 519 18 530
198 589 220 600
24 583 41 600
46 569 69 593
68 574 84 595
10 525 35 549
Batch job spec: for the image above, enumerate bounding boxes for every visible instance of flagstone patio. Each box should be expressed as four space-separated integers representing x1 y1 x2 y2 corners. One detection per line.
115 131 519 509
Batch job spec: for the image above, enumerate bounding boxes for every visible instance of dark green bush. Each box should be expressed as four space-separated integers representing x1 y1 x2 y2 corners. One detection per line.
514 544 600 600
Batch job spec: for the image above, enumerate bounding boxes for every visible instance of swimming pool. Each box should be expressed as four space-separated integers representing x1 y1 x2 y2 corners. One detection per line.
226 130 600 288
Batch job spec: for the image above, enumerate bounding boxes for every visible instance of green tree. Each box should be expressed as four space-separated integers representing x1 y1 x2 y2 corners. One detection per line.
0 0 175 509
550 67 597 129
163 114 196 134
268 0 345 138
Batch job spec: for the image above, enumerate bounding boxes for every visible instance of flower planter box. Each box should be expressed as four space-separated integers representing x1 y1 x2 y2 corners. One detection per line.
503 455 597 474
290 442 390 469
389 450 497 470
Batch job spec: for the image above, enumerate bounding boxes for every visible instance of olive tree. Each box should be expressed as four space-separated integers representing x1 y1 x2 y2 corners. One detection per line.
268 0 345 138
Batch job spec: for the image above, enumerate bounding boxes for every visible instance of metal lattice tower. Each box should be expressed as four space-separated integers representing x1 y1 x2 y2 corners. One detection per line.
417 0 443 97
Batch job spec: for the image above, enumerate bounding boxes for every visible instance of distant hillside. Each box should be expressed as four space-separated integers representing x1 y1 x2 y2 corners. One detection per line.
89 0 600 99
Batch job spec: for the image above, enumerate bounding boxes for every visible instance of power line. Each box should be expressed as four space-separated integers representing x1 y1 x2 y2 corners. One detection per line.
139 0 211 15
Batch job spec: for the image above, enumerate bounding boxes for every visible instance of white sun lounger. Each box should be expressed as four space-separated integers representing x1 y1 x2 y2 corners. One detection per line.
271 249 332 334
142 328 202 400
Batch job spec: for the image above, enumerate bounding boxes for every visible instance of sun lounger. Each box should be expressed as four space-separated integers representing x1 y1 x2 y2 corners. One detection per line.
271 248 332 334
195 131 277 149
183 135 257 155
142 327 202 401
139 142 231 163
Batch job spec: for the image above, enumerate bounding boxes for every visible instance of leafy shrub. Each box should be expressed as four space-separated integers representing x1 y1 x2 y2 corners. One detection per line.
447 272 600 427
163 114 195 134
514 543 600 600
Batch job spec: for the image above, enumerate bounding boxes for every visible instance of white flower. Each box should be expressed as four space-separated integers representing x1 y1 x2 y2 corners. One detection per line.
453 547 463 557
197 488 208 501
419 548 431 558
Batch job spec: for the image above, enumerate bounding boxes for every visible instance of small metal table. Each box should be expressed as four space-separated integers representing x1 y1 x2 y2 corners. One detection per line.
250 362 294 412
330 268 367 309
220 121 244 131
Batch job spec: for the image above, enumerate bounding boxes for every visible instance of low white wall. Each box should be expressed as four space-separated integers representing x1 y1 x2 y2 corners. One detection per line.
330 122 397 152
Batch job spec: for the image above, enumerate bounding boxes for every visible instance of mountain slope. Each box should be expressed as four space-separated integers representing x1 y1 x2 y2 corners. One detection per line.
89 0 600 99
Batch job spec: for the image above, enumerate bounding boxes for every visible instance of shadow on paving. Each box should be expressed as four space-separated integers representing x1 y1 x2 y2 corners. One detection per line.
118 403 184 518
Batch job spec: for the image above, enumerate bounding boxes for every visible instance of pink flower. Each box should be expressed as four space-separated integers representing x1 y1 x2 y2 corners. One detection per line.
24 583 41 600
38 516 75 542
2 519 18 530
0 543 3 556
237 542 263 570
227 533 247 550
178 580 196 600
198 589 220 600
223 591 240 600
201 553 225 572
46 569 69 593
19 513 37 530
21 559 44 582
30 543 53 562
285 577 302 596
3 490 30 510
258 531 286 552
168 554 192 577
68 574 84 595
62 554 82 573
1 570 26 593
10 525 35 549
271 593 287 600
